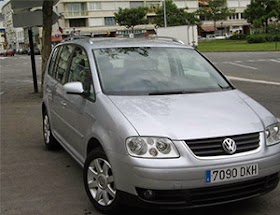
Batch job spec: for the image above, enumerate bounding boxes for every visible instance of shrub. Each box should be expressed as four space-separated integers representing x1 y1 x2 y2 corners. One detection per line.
247 34 280 43
247 35 266 43
229 34 247 40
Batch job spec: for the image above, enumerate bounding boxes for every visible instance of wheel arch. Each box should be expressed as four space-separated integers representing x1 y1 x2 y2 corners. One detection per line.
42 102 46 115
86 137 104 156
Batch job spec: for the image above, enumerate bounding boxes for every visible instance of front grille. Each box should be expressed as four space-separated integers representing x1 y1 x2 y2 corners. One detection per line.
136 173 279 207
185 132 260 157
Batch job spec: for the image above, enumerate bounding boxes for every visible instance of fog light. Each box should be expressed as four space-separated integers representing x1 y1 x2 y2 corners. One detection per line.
142 189 154 200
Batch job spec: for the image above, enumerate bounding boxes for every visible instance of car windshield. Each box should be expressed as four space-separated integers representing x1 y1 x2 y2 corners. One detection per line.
93 47 232 95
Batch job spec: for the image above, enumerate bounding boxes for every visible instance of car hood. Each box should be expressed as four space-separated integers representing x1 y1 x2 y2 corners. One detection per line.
108 90 275 140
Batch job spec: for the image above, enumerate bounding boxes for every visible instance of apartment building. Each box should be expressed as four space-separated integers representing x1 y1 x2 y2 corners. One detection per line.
1 0 252 47
199 0 251 35
0 13 5 50
1 1 26 49
56 0 252 38
56 0 199 36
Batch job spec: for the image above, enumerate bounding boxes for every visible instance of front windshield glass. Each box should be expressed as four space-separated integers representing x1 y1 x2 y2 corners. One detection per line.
93 47 232 95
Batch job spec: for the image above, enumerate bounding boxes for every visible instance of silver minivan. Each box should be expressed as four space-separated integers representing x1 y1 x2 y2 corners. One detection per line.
42 37 280 213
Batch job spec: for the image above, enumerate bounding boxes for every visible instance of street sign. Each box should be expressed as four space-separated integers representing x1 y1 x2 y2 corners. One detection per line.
10 0 59 13
12 10 59 27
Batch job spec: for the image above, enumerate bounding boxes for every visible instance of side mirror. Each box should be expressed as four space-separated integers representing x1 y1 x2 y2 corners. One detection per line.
63 82 84 95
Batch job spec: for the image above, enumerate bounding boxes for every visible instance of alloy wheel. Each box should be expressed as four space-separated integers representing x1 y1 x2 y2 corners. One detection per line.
87 158 116 206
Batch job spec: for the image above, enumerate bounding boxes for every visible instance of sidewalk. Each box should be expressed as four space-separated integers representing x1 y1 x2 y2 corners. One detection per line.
0 56 98 215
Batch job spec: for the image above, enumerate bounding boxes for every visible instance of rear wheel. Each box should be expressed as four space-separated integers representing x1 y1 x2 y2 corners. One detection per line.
43 110 60 150
84 148 121 214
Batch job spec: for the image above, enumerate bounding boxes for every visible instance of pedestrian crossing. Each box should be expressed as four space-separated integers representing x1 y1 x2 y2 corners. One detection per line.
213 58 280 64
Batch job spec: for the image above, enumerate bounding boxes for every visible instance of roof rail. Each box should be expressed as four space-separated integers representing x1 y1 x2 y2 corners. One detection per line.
149 36 185 45
62 35 92 43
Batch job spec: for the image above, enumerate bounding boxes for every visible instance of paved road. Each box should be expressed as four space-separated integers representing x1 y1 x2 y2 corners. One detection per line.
204 52 280 118
1 54 279 215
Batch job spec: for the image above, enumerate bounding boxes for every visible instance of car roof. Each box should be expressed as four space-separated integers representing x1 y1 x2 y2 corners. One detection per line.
60 37 194 50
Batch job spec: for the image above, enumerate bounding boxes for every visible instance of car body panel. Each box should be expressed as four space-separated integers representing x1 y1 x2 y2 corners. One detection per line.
42 37 280 209
108 90 270 140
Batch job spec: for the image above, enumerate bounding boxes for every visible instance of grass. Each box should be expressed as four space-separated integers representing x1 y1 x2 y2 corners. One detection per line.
197 39 280 52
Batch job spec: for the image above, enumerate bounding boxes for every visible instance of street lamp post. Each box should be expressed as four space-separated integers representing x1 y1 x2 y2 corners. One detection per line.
163 0 167 27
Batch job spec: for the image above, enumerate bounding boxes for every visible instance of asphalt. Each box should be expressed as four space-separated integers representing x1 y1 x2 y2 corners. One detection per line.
0 53 279 215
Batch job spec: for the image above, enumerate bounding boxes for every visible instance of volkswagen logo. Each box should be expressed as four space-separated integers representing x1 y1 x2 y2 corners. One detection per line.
222 138 237 154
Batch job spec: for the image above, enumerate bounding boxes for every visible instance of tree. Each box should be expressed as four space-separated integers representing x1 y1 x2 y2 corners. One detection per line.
244 0 280 33
41 0 54 92
114 7 148 29
197 0 235 32
155 0 200 27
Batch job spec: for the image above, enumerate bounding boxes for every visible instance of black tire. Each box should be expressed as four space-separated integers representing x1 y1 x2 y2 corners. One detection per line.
84 148 121 214
42 110 60 150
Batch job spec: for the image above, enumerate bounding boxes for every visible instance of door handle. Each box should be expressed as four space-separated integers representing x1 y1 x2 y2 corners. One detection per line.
60 101 67 107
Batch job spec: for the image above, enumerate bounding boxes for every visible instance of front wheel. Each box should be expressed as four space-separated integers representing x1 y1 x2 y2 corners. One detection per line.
84 148 121 214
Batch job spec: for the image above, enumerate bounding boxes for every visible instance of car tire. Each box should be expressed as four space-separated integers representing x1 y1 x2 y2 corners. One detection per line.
42 110 60 150
84 148 121 214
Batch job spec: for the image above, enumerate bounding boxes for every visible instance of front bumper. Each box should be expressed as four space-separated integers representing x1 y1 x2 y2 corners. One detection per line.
118 172 279 209
108 136 280 208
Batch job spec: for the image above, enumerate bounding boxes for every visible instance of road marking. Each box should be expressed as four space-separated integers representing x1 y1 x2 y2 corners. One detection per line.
0 91 5 95
227 62 258 70
227 76 280 86
270 59 280 63
0 57 6 60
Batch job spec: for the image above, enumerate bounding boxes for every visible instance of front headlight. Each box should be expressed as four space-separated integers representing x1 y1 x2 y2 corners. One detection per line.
266 122 280 146
126 137 180 158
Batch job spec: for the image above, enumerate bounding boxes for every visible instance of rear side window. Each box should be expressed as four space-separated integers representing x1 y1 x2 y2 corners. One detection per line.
53 45 74 83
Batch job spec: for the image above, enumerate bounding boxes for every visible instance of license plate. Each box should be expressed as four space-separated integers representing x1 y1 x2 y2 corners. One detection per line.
206 164 258 184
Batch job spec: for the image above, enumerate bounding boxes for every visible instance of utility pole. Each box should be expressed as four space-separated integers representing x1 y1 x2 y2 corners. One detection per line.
163 0 167 27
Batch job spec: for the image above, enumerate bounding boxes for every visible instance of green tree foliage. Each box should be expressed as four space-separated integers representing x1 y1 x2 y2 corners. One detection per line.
244 0 280 32
155 0 200 27
114 7 148 29
197 0 235 30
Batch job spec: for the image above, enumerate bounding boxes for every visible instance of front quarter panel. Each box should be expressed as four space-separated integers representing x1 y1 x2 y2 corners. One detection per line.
82 93 138 161
236 90 278 127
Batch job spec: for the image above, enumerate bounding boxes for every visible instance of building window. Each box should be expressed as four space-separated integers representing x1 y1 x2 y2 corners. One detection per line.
146 2 160 13
241 13 245 19
130 1 144 8
69 19 86 27
104 17 116 26
229 13 239 20
88 2 101 11
66 3 86 16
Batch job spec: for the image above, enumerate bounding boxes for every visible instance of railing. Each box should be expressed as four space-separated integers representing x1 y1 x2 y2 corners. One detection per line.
64 11 88 17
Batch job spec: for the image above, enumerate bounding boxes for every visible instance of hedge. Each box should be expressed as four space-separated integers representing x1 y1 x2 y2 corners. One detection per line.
229 34 247 40
247 34 280 43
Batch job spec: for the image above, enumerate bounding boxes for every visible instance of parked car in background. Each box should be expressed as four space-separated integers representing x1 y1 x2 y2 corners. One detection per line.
16 48 28 55
28 47 41 55
42 37 280 214
2 49 15 57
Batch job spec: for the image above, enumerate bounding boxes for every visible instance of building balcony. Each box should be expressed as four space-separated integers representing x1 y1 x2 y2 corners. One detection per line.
64 11 88 18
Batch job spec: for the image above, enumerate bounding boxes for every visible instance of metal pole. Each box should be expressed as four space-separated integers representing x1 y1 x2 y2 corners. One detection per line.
28 28 38 93
163 0 167 27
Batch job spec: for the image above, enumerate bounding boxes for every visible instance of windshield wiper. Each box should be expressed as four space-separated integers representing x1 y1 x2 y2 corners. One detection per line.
149 90 202 95
218 84 232 90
